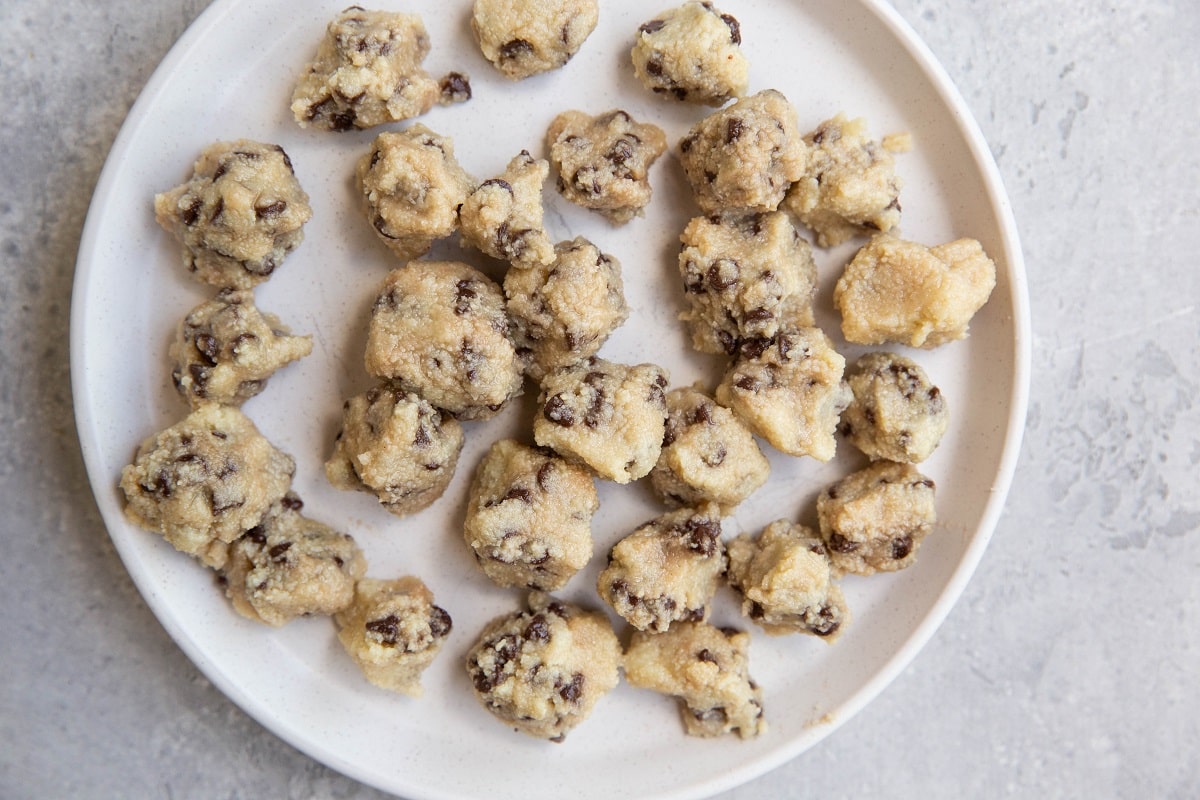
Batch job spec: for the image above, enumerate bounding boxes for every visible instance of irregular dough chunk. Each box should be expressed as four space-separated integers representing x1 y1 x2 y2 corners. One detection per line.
471 0 599 80
631 1 749 106
842 351 948 463
458 151 556 268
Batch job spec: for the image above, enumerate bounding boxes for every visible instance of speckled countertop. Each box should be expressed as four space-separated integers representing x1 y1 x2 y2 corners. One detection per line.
2 1 1197 797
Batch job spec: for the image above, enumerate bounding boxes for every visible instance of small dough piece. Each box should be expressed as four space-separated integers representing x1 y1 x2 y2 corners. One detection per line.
547 109 667 224
169 289 313 408
597 503 726 632
364 261 522 419
678 210 817 356
504 237 629 380
631 1 749 106
463 439 598 591
325 385 464 516
290 8 459 131
650 387 769 512
119 405 296 569
677 90 807 213
817 460 937 575
716 325 851 461
842 352 948 463
221 493 366 627
335 577 453 697
726 520 848 641
154 140 312 289
356 126 476 260
465 592 620 742
624 621 765 739
533 356 669 483
458 151 556 268
834 234 997 348
784 113 904 247
471 0 599 80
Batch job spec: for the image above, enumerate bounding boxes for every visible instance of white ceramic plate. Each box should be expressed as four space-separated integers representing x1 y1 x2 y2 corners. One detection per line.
71 1 1028 798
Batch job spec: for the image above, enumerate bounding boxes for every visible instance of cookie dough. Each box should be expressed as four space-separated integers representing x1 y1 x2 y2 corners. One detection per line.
364 261 523 419
463 439 598 591
842 352 948 463
335 576 453 697
169 289 313 408
817 460 937 575
547 109 667 224
465 592 620 741
678 210 817 355
458 151 557 268
325 385 465 516
677 90 807 213
119 405 296 569
597 503 726 632
221 493 366 627
356 125 475 260
291 8 465 131
726 520 848 640
504 236 629 380
630 1 749 106
834 234 997 348
471 0 599 80
154 140 312 289
715 325 851 461
649 386 769 512
533 356 669 483
784 113 906 247
623 621 765 739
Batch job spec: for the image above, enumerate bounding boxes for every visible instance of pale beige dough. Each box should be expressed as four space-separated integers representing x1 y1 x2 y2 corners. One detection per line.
624 621 766 739
834 234 997 348
842 351 948 463
465 592 620 741
678 210 817 356
356 125 475 260
630 1 749 106
463 439 598 591
817 460 937 575
154 140 312 289
726 519 848 641
471 0 599 80
335 577 453 697
547 109 667 224
458 151 556 268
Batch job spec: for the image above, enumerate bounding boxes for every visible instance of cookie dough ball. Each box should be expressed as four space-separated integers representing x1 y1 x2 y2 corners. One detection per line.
464 439 598 591
726 520 848 641
471 0 599 80
458 151 556 268
597 503 726 632
290 8 460 131
325 386 464 516
154 140 312 289
842 352 948 463
650 387 769 512
834 234 997 348
716 325 851 461
466 592 620 741
364 262 523 419
817 460 937 575
533 357 669 483
624 621 765 739
678 210 817 356
169 289 313 408
504 237 629 380
335 577 453 697
221 493 366 627
547 109 667 224
677 90 807 213
119 405 296 569
356 126 476 260
631 1 749 106
784 114 906 247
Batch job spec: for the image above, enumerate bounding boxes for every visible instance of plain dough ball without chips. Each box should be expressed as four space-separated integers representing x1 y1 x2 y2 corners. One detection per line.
472 0 599 80
631 0 749 106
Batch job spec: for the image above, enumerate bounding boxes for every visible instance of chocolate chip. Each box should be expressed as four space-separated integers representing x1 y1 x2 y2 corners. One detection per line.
504 486 533 504
268 542 292 562
366 614 401 646
725 118 744 144
638 19 666 34
535 461 554 490
891 536 913 560
559 672 584 703
645 57 664 77
696 648 718 664
828 532 858 553
721 13 741 44
707 259 738 290
439 72 471 103
454 279 477 315
429 606 452 638
523 614 551 643
280 495 304 511
255 200 287 219
182 197 203 226
543 395 576 427
499 38 534 61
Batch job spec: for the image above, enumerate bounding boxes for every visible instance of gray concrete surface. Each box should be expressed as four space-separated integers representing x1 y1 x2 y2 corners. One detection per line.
2 1 1197 797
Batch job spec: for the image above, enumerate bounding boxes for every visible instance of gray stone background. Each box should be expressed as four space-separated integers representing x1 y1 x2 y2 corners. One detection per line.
2 0 1196 797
